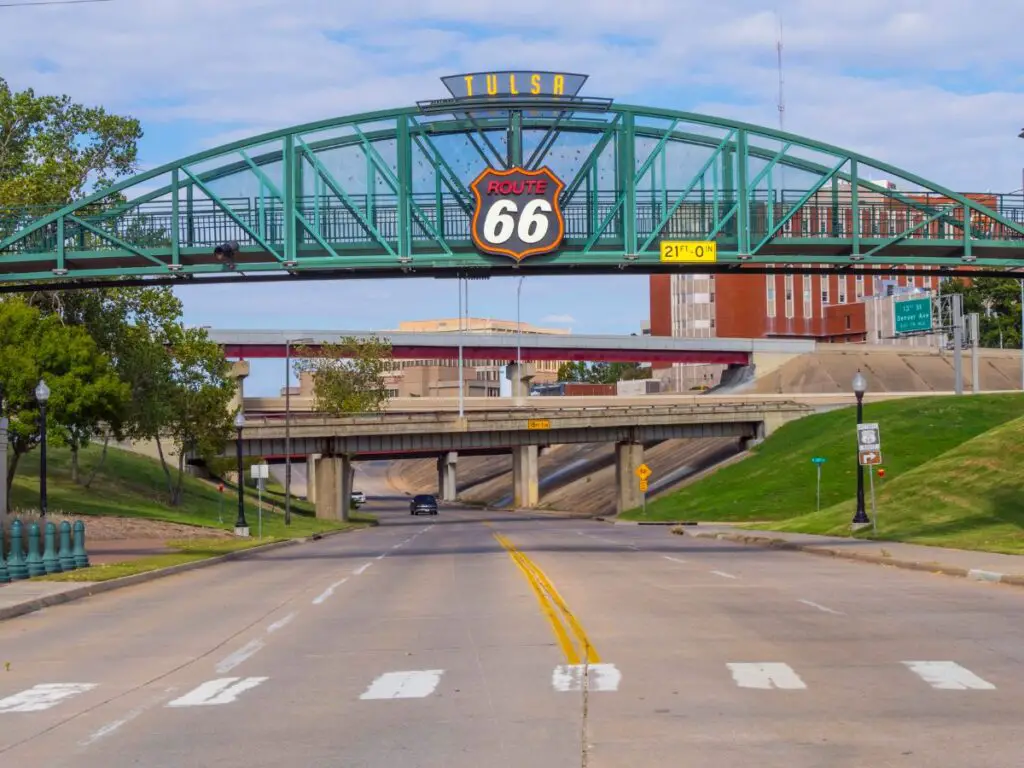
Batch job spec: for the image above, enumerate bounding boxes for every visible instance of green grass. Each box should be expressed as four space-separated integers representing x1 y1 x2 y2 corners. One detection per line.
34 536 291 582
9 442 373 540
766 415 1024 554
622 393 1024 524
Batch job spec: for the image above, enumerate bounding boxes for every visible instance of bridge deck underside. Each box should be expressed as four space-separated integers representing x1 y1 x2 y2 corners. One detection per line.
233 421 755 458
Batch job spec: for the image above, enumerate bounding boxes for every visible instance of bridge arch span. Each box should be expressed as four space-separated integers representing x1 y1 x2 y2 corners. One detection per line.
2 100 1022 291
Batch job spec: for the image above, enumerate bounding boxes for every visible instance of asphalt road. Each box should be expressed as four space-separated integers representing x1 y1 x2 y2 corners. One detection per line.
2 494 1023 766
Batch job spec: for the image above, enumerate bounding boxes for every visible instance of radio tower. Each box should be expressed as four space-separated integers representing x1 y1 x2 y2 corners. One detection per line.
776 13 786 190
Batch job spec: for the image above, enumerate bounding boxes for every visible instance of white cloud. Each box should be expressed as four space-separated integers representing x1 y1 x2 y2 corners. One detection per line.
3 0 1023 359
541 314 576 325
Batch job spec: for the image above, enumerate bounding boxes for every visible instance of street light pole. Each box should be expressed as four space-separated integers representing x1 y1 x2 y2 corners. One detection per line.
851 371 870 526
284 336 313 526
516 276 524 397
35 379 50 517
234 410 249 537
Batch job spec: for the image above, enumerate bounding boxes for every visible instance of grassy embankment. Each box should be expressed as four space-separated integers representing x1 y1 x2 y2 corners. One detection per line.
7 443 373 581
621 393 1024 554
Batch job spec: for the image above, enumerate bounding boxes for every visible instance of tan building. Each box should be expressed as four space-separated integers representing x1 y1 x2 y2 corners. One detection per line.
385 317 571 395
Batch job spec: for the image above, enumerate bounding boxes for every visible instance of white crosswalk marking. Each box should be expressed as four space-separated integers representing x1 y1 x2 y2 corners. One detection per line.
727 662 806 690
167 677 269 707
902 661 996 690
360 670 444 700
0 683 98 713
552 663 622 692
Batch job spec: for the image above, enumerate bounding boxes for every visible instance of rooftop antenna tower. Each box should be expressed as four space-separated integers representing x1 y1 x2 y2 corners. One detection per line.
776 13 786 191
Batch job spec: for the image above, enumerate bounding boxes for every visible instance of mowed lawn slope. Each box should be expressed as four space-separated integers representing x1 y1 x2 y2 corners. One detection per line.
770 415 1024 554
621 393 1024 524
8 443 359 539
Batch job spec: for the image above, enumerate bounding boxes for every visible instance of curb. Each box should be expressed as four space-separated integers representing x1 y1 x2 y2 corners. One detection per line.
0 526 364 623
685 531 1024 588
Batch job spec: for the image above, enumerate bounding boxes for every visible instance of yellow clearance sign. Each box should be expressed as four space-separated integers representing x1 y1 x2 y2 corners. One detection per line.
660 240 717 263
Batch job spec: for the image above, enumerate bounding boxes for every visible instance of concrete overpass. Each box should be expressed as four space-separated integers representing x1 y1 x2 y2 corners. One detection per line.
225 400 813 520
206 329 815 365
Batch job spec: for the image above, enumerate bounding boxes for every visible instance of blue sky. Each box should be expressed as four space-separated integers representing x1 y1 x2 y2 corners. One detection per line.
3 0 1024 394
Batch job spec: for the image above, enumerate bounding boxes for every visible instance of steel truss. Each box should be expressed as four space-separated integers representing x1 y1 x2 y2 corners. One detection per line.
2 102 1024 291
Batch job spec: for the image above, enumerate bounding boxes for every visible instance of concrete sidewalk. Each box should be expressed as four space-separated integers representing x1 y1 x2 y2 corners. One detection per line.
685 525 1024 587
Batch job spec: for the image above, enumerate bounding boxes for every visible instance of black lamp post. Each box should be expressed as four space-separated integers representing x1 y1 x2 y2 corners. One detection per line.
35 378 50 517
851 371 870 526
234 410 249 536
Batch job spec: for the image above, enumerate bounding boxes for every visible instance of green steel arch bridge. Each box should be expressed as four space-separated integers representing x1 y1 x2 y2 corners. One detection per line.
2 72 1024 292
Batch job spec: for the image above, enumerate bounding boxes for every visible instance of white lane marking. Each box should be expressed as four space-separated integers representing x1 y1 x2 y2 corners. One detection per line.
552 664 622 692
727 663 806 690
312 577 348 605
353 562 373 576
902 661 996 690
711 570 738 580
663 555 687 564
798 599 843 615
391 543 403 549
267 612 296 633
80 687 177 746
360 670 444 700
167 677 269 707
375 553 387 560
0 683 98 713
215 639 265 674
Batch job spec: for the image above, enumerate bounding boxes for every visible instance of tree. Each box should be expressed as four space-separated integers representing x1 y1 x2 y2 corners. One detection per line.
0 76 142 209
0 298 129 503
556 360 651 384
156 325 237 506
940 277 1024 349
27 286 184 486
294 336 393 416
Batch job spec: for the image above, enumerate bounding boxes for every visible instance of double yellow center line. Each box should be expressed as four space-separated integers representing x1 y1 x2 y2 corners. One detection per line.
492 531 601 665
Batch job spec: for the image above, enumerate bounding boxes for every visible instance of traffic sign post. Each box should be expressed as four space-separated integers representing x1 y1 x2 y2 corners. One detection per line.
811 457 826 511
855 425 882 531
251 463 269 538
636 464 652 514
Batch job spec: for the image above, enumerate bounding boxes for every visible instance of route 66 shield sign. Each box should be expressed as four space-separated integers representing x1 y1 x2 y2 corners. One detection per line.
469 166 565 261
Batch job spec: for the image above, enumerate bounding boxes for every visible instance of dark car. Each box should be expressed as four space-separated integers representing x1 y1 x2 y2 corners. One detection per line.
410 494 438 515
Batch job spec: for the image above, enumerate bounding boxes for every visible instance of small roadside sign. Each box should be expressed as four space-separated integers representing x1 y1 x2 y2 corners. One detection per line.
250 463 269 480
635 463 652 480
859 449 883 466
639 478 649 492
857 423 881 452
811 457 827 465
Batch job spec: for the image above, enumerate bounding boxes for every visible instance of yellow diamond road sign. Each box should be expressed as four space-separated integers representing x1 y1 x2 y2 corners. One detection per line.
635 463 652 480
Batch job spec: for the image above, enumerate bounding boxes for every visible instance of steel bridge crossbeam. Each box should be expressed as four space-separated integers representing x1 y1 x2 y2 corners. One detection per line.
2 102 1024 288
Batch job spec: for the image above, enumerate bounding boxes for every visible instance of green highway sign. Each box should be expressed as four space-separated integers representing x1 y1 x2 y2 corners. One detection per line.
893 297 933 334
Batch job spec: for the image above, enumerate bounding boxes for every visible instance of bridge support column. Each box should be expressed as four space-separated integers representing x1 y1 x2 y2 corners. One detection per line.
228 360 250 415
436 452 457 502
615 441 644 515
512 445 539 509
314 455 352 522
306 454 320 503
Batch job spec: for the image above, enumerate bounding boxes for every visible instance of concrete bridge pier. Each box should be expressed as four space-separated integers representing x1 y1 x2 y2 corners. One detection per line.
314 455 353 522
615 441 644 515
305 454 320 503
512 445 539 508
437 452 458 502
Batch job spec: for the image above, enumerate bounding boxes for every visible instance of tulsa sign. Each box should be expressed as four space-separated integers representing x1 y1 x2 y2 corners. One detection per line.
469 167 566 261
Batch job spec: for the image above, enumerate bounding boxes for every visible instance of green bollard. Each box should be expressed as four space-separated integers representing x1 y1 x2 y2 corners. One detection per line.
72 520 90 569
0 525 9 584
25 522 45 577
42 521 61 574
58 520 75 572
7 520 29 580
